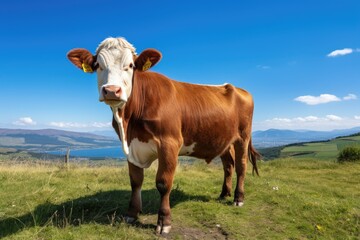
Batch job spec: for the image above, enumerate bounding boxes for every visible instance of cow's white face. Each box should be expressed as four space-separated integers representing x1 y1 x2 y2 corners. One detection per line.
95 38 137 108
67 37 162 110
96 47 135 108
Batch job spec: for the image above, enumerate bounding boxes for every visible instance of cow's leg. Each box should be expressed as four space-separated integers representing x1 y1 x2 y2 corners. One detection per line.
233 138 249 207
155 143 179 234
125 161 144 222
219 145 235 198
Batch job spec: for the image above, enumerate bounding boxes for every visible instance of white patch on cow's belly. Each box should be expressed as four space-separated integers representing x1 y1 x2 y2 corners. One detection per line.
179 142 196 156
128 138 158 168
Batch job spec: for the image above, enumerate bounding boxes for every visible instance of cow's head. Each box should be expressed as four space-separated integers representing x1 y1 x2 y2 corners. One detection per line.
67 37 162 109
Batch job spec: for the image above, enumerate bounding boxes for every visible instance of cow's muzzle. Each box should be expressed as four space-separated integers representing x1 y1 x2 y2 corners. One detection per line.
101 85 126 107
103 85 122 100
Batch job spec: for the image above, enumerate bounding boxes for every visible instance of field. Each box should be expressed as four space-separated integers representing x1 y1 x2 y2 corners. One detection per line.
259 134 360 161
0 156 359 239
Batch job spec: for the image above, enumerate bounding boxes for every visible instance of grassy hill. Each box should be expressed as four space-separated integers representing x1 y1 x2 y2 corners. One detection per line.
280 134 360 161
259 133 360 161
0 158 359 239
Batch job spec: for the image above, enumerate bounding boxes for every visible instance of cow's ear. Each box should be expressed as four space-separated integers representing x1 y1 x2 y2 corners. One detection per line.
67 48 97 73
135 49 162 72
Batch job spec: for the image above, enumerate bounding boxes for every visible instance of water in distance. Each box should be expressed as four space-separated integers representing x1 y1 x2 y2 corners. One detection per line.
48 147 125 159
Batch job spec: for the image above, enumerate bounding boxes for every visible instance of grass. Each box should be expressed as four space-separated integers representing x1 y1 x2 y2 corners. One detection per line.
0 158 359 239
279 135 360 161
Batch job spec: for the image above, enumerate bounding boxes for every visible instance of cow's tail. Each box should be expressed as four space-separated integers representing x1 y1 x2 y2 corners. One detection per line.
248 139 261 176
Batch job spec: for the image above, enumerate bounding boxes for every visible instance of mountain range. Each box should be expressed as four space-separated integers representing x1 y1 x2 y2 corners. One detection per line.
1 127 360 153
252 127 360 148
0 128 120 152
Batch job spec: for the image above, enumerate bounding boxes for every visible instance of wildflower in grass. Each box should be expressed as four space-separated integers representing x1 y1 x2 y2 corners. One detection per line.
315 224 324 232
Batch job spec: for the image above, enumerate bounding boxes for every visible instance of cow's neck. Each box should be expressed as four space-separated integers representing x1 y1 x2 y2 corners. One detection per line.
126 71 148 119
112 107 129 155
111 71 149 156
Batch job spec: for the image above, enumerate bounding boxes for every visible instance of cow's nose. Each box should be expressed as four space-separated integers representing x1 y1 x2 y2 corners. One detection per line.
103 85 122 100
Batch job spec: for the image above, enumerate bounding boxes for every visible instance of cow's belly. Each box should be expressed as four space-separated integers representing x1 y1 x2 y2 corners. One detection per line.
179 139 233 162
187 135 237 161
128 138 158 168
128 141 199 168
128 137 233 168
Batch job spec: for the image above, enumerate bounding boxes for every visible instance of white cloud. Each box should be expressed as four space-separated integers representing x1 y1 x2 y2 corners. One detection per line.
266 116 323 124
91 122 112 128
268 118 291 123
49 122 87 128
293 116 319 122
326 115 342 121
343 93 357 101
295 93 357 105
13 117 37 126
294 94 341 105
49 121 111 129
255 114 359 131
327 48 353 57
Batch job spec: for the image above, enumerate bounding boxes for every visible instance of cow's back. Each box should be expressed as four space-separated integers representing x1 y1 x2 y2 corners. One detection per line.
128 71 254 162
173 81 254 160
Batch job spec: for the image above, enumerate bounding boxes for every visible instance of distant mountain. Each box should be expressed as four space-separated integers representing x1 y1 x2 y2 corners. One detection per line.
0 128 120 152
2 127 360 154
253 127 360 148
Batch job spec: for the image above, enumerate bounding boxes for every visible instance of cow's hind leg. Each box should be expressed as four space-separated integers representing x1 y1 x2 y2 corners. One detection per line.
125 161 144 223
233 139 249 207
219 145 235 198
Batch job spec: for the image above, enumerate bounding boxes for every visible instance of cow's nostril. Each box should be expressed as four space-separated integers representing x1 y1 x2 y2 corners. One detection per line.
102 88 108 96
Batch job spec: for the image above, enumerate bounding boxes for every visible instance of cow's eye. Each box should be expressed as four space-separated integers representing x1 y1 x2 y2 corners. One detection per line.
124 63 134 72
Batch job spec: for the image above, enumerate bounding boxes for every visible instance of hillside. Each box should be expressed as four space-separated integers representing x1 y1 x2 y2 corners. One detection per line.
259 132 360 160
0 158 358 239
253 127 360 148
0 128 120 152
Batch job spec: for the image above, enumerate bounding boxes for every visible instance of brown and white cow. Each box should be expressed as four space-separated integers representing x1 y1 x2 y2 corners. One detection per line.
67 37 260 234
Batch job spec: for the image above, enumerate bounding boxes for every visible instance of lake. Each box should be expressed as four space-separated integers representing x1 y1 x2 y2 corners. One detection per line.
48 147 125 159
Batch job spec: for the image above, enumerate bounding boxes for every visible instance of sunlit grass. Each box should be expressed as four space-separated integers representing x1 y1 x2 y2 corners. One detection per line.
279 134 360 161
0 158 359 239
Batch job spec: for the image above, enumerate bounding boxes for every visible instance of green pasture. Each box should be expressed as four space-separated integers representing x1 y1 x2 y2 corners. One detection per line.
280 135 360 160
0 157 359 239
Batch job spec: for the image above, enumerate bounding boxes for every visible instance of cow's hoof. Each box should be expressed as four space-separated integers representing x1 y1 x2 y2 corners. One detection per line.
219 192 231 199
123 216 137 224
156 224 172 234
219 194 231 200
234 201 244 207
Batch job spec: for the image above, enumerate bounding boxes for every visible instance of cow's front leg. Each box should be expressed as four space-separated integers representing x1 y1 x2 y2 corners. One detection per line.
155 143 179 234
125 161 144 223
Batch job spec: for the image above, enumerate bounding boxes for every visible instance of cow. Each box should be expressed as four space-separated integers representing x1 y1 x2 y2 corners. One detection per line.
67 37 260 234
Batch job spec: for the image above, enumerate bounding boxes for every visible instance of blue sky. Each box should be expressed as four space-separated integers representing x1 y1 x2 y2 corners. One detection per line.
1 0 359 132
